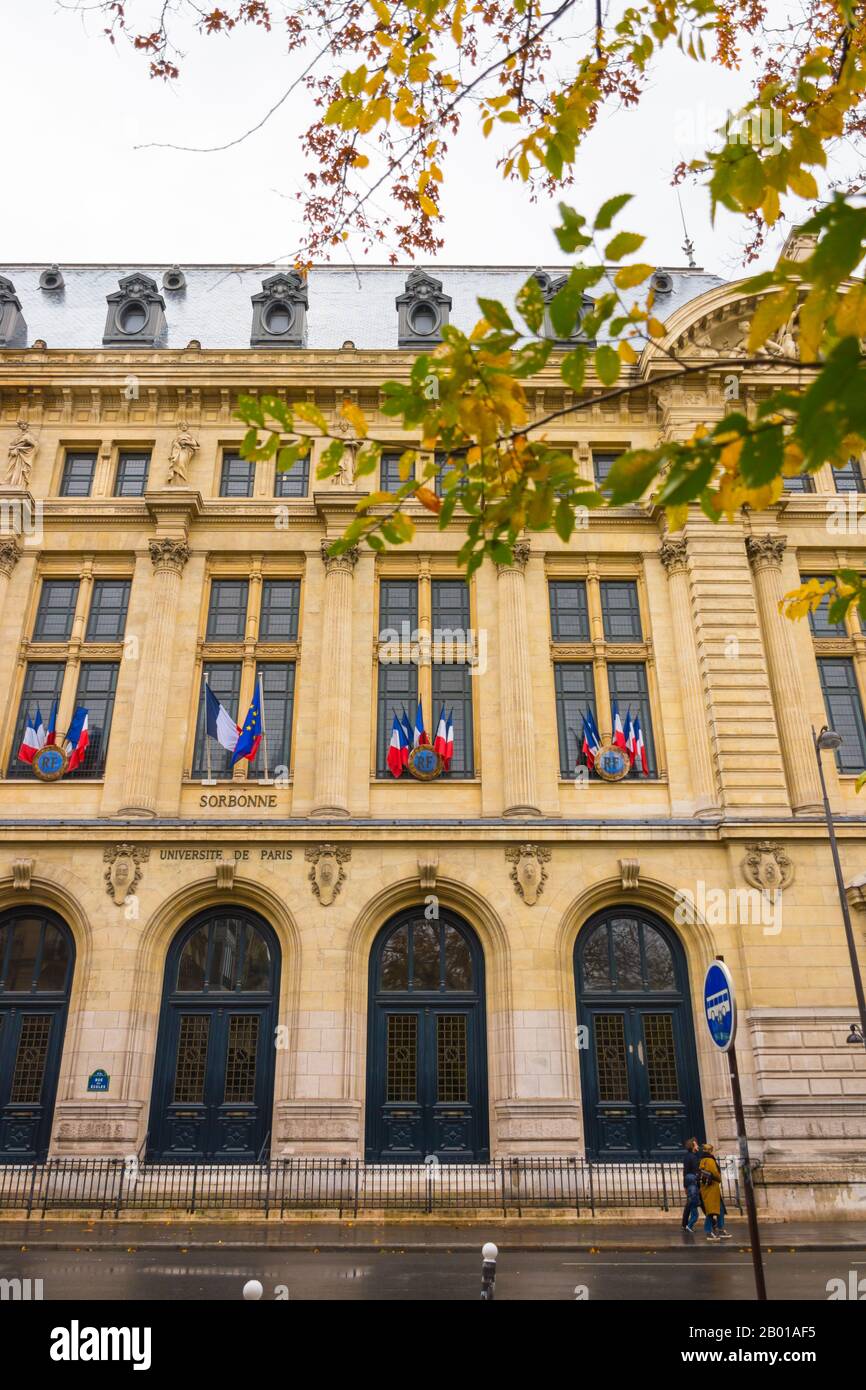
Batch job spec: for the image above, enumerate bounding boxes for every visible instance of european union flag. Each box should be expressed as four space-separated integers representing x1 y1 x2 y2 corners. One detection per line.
231 682 263 766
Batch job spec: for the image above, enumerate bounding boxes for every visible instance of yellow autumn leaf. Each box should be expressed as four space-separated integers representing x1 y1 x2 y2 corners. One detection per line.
647 317 666 338
415 486 442 513
419 193 439 218
619 340 638 364
719 438 744 472
837 284 866 338
352 152 370 169
340 400 368 438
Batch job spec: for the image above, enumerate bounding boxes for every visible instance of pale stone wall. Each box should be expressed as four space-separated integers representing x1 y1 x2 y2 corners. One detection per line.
0 283 864 1189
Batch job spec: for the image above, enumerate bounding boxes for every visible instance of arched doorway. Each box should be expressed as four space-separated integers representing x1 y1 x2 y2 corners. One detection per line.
575 907 703 1160
365 908 489 1162
148 908 280 1162
0 909 75 1162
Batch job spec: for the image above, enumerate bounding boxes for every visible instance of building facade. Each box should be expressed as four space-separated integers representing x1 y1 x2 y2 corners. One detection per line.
0 259 864 1209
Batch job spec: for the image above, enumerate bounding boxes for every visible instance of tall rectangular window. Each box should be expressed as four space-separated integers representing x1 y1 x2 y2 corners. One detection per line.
601 580 642 642
381 452 409 493
376 663 418 776
378 579 418 636
193 662 242 777
59 452 96 498
251 663 295 776
220 452 255 498
804 576 846 638
431 579 469 634
7 663 65 777
431 663 474 776
833 459 865 494
69 662 119 777
608 662 656 775
549 580 589 642
434 452 457 498
274 456 309 497
114 451 151 497
553 662 595 776
593 452 620 492
32 580 79 642
259 580 300 642
782 474 816 493
206 580 249 642
817 658 866 774
85 579 131 642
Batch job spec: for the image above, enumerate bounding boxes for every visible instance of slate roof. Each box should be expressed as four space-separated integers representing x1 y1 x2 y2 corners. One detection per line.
0 264 725 351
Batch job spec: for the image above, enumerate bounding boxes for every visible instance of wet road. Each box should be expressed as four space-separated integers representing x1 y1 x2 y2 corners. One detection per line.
1 1246 862 1300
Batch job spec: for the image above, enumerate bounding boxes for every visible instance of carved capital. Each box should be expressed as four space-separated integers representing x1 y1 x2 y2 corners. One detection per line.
103 843 150 905
305 843 351 905
505 843 551 905
148 537 190 575
658 537 688 575
496 539 531 574
746 534 786 571
320 539 359 574
741 840 793 892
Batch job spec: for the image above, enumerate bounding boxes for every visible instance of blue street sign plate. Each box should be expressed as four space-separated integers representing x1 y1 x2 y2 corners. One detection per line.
87 1069 110 1093
704 960 736 1051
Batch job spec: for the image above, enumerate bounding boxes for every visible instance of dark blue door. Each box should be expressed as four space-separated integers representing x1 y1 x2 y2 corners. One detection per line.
0 911 74 1162
148 910 279 1162
575 909 703 1160
366 910 489 1162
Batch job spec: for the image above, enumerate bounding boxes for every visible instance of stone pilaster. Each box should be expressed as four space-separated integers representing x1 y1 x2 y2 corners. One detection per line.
118 538 190 816
746 534 822 813
659 536 720 817
496 540 541 816
311 540 359 817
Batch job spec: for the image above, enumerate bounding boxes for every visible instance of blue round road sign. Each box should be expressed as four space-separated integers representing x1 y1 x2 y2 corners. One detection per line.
704 960 736 1051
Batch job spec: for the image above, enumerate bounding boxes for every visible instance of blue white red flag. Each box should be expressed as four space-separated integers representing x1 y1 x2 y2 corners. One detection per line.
433 705 448 757
399 707 413 766
633 715 648 775
623 708 636 767
413 701 429 747
45 699 58 747
205 682 240 754
612 701 627 751
17 714 40 765
581 709 601 770
444 710 454 771
387 714 405 778
65 706 90 771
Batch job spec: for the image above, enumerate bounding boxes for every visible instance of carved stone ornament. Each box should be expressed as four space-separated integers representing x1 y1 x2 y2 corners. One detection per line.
320 538 359 573
216 860 235 892
496 538 531 573
741 841 794 893
306 843 351 905
149 537 190 574
0 538 21 577
417 853 438 891
0 274 27 348
745 534 787 571
104 843 150 905
12 858 33 891
659 537 688 575
6 419 38 488
619 858 640 891
505 843 551 906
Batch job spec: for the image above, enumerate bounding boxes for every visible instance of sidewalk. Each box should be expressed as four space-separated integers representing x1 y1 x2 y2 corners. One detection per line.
2 1218 864 1252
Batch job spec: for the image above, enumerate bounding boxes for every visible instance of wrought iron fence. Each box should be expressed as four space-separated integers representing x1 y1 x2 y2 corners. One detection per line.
0 1156 743 1219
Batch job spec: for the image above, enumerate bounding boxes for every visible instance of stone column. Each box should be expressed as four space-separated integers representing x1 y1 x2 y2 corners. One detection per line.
118 538 190 816
0 538 21 616
311 541 359 817
496 540 541 816
659 537 720 817
746 534 822 813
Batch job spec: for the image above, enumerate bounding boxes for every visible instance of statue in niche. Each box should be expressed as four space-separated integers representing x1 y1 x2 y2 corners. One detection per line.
167 422 200 485
5 420 38 487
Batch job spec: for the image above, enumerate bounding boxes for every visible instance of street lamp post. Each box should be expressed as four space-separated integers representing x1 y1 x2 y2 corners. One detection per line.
812 725 866 1050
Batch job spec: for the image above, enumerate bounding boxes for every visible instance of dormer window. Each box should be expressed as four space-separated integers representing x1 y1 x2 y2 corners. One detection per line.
103 274 167 347
532 269 594 347
396 269 451 347
251 271 308 348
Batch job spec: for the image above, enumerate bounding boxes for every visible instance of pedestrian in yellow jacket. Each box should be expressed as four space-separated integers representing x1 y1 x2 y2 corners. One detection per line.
699 1144 731 1240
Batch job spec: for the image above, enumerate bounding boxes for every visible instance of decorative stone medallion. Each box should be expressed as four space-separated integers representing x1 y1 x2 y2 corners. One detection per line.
306 843 351 905
505 843 551 906
104 843 150 906
741 841 794 893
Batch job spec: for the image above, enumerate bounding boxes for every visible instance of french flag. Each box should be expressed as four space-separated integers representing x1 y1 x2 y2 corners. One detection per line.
17 714 41 764
581 709 601 771
633 715 649 775
444 710 454 771
433 705 448 758
205 681 240 754
386 714 405 778
623 708 636 767
414 701 429 747
612 701 627 751
65 706 90 772
399 708 412 767
45 699 58 747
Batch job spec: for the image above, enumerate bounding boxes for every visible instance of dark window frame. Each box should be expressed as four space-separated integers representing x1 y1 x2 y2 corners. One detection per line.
549 580 590 643
32 580 79 643
85 579 132 643
259 579 300 643
206 579 249 643
219 451 255 498
59 451 96 498
113 450 151 497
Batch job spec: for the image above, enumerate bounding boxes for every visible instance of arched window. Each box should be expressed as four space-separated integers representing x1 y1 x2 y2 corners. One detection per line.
175 914 273 994
378 917 474 993
0 909 75 1162
577 912 677 994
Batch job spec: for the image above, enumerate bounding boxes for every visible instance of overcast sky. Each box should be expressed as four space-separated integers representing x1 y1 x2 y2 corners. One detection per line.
2 0 856 275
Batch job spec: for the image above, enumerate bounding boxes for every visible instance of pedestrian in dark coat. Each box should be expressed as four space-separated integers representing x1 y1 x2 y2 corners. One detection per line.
681 1137 700 1233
